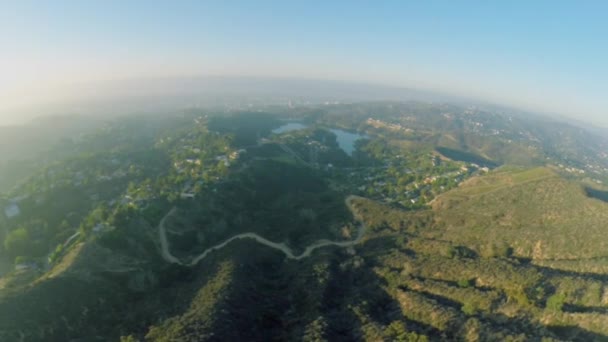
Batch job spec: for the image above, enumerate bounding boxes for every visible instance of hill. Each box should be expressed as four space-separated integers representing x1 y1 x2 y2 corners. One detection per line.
430 167 608 262
344 181 608 340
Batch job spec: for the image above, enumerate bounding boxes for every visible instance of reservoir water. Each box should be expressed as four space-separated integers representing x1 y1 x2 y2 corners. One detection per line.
330 129 367 156
272 123 367 156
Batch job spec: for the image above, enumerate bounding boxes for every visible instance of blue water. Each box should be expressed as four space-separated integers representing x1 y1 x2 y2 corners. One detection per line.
272 123 366 156
330 129 366 156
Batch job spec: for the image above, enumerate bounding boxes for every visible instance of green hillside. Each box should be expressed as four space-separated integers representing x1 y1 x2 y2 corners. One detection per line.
345 192 608 340
430 167 608 261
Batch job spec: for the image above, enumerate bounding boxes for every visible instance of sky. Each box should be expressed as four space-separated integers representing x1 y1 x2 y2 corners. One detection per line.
1 1 607 125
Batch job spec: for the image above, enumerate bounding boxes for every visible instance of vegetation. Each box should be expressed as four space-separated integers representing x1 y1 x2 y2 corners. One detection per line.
430 167 608 260
1 102 608 340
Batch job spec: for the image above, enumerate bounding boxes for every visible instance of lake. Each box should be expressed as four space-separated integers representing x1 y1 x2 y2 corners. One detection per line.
330 129 367 156
271 123 366 156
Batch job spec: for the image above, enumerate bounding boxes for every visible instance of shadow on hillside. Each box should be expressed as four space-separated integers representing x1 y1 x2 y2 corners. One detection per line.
139 232 608 341
348 236 448 337
175 235 443 341
321 250 442 340
563 304 608 314
585 187 608 203
533 263 608 282
547 325 608 342
403 287 463 310
402 282 562 339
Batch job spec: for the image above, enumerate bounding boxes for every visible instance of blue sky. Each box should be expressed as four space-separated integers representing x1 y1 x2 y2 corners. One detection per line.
1 1 607 124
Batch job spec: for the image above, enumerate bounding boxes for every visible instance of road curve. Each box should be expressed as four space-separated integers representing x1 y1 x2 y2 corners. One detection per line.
158 195 365 266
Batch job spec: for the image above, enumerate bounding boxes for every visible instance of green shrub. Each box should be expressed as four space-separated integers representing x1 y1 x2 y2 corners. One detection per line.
458 278 472 288
462 301 478 316
546 293 566 312
384 321 429 342
48 244 64 264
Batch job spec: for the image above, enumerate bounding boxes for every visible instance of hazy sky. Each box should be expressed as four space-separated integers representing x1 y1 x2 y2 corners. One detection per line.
1 1 607 125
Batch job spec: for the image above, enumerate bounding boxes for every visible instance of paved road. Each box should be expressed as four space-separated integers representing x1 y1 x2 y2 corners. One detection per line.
158 195 365 266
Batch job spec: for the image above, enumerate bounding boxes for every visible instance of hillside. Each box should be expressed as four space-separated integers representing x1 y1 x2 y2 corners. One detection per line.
345 186 608 340
430 167 608 261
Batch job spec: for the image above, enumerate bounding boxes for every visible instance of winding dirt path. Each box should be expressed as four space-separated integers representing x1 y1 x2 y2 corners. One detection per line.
158 195 365 266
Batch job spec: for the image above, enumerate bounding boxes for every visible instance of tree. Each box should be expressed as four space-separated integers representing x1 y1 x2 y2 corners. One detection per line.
48 244 64 264
4 227 31 259
546 293 566 312
216 160 229 177
461 301 478 316
458 278 472 288
384 321 429 342
303 316 328 342
384 321 409 341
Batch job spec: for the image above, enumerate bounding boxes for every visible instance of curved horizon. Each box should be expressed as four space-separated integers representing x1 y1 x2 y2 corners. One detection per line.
1 1 607 125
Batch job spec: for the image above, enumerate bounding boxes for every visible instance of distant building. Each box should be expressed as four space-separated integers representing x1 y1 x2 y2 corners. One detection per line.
15 263 32 272
4 203 20 219
185 158 201 165
15 261 37 272
180 192 196 199
230 150 247 160
121 195 133 206
98 175 112 182
215 155 230 166
92 223 108 234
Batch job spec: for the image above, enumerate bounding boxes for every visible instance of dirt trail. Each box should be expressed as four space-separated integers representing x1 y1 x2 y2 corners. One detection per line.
158 195 365 266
